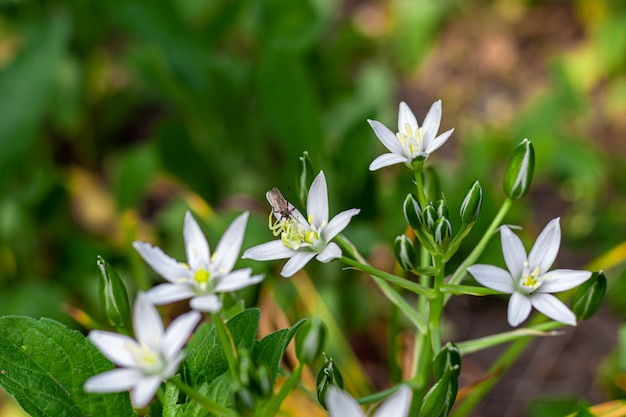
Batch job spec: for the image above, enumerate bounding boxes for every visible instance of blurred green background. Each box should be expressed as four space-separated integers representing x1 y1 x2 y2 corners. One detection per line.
1 0 626 416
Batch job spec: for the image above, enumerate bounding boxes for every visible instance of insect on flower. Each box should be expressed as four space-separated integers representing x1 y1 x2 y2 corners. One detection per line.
267 187 296 221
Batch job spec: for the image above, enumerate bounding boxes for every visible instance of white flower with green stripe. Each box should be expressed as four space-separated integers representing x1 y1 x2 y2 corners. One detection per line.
468 218 591 327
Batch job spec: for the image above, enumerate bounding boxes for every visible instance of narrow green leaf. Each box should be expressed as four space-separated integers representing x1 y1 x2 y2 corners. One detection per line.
0 316 134 417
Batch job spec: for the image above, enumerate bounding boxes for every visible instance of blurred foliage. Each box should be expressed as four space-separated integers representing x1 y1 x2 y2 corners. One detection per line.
2 0 626 414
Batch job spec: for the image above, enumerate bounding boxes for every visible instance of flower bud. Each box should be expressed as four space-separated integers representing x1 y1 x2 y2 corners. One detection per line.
433 218 451 251
403 193 423 229
421 342 461 417
503 138 535 199
296 317 327 365
433 342 462 379
97 256 131 332
460 181 483 224
394 235 418 271
254 365 273 398
434 199 448 220
316 354 343 408
572 271 606 321
423 166 442 203
423 204 437 231
296 151 315 206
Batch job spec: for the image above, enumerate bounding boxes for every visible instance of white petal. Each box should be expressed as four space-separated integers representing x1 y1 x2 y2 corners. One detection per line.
424 128 453 154
84 369 144 393
367 119 403 155
500 226 527 280
190 295 222 313
538 269 592 293
316 242 341 263
326 387 366 417
184 211 211 270
530 293 576 325
307 171 329 227
133 241 190 283
281 251 317 277
145 283 195 305
374 385 412 417
214 269 264 292
131 376 162 408
88 331 138 367
134 294 164 347
368 153 408 171
212 211 249 274
162 310 201 359
242 240 296 261
323 209 360 241
421 100 442 145
467 264 514 293
507 291 532 327
528 218 561 273
398 101 419 134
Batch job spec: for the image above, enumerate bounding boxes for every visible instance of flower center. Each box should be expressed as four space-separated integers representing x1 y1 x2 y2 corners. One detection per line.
397 123 424 159
519 262 545 293
194 269 211 292
128 342 166 376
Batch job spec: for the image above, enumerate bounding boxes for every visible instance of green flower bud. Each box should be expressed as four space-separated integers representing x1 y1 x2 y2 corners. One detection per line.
394 235 418 271
433 342 462 379
296 151 315 206
503 138 535 199
316 354 343 409
296 317 327 365
435 199 448 219
97 256 131 332
423 166 442 203
572 271 606 321
460 181 483 224
234 387 255 417
238 349 255 388
254 365 273 399
423 204 438 231
433 218 451 251
403 193 423 229
421 342 461 417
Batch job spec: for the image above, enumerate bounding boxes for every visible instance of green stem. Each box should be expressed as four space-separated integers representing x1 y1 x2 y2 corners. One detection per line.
414 170 428 208
259 363 304 417
445 197 514 304
213 315 239 383
169 377 240 417
340 256 427 333
428 256 445 355
341 256 435 298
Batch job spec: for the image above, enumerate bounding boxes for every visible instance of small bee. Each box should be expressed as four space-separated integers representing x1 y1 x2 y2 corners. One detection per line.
266 187 295 221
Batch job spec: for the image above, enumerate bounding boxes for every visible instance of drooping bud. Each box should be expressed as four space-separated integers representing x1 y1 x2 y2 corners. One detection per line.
420 342 461 417
296 151 315 207
423 204 438 231
433 218 451 251
316 354 344 409
460 181 483 224
503 138 535 199
296 317 327 365
572 271 606 321
403 193 423 229
394 235 418 271
97 256 131 332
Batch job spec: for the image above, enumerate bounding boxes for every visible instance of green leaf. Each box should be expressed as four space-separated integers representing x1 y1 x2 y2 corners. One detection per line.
0 316 134 417
184 309 260 386
253 318 306 383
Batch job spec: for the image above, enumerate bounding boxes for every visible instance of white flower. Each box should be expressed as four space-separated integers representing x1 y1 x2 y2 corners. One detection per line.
367 100 454 170
242 171 360 278
84 294 200 408
133 211 264 312
326 386 412 417
467 218 592 327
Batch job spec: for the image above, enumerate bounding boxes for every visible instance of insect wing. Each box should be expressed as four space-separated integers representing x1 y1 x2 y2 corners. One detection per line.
267 187 288 213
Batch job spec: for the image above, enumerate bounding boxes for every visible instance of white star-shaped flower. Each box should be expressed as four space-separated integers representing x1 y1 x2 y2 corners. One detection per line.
468 218 592 327
242 171 360 278
133 211 263 312
326 386 412 417
367 100 454 170
84 294 200 408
